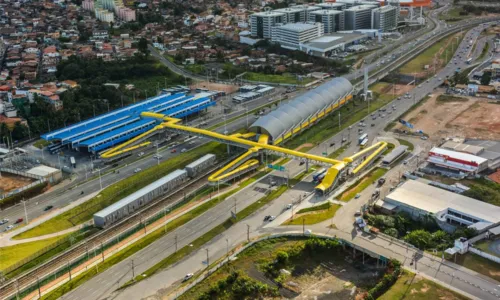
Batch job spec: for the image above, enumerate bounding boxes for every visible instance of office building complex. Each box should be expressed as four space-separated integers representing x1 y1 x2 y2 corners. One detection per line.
372 5 398 31
274 6 308 23
250 11 286 38
337 0 380 8
271 23 324 50
316 2 347 11
309 10 345 33
344 5 377 30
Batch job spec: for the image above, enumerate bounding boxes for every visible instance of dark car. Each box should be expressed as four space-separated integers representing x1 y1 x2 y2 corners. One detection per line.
44 205 54 211
264 215 271 221
15 218 23 224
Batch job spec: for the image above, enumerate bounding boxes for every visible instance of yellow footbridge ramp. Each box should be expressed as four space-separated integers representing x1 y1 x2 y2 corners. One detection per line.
101 112 388 194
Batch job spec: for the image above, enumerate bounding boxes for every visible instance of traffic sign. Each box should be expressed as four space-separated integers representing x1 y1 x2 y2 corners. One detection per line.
267 164 285 171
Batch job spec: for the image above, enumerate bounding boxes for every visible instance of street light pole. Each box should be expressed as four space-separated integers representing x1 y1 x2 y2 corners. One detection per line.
98 168 103 190
22 200 28 224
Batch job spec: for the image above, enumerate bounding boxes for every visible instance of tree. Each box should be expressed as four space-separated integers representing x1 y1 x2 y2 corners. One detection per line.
60 63 84 80
138 37 149 56
384 228 399 238
404 230 433 250
12 122 28 140
481 71 492 86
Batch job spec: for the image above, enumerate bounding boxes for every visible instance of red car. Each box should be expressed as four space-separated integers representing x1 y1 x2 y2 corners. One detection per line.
15 218 23 224
171 149 177 153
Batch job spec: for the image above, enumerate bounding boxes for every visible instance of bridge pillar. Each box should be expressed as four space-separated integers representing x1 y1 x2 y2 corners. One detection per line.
227 144 230 155
305 159 309 172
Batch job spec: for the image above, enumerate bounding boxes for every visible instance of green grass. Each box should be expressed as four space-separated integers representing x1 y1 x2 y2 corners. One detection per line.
477 42 490 61
436 94 468 103
33 139 50 149
382 143 395 155
439 6 472 23
284 91 395 150
328 142 351 159
453 252 500 282
126 182 293 285
296 201 333 214
396 139 414 151
439 33 465 66
40 183 252 300
283 203 341 225
121 74 185 101
339 168 388 202
462 178 500 206
244 72 314 85
185 64 206 74
0 234 71 272
378 270 468 300
399 33 463 75
14 142 228 240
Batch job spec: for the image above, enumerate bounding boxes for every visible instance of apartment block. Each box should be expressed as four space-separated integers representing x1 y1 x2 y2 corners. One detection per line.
271 23 324 50
344 5 377 30
309 10 345 33
371 5 397 31
250 11 286 38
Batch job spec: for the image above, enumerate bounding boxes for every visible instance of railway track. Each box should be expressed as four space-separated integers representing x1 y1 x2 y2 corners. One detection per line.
0 163 226 300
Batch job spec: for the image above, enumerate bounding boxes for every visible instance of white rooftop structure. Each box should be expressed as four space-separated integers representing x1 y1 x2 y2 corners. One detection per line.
384 180 500 229
277 22 319 32
428 147 488 174
27 165 60 177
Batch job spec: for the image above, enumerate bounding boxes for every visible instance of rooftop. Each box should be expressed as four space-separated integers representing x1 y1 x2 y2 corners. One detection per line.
386 180 500 224
429 147 488 165
344 5 378 11
252 11 286 17
304 33 367 51
277 23 320 32
310 10 344 15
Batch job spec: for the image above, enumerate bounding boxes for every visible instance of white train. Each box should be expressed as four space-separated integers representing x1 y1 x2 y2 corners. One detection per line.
93 154 216 228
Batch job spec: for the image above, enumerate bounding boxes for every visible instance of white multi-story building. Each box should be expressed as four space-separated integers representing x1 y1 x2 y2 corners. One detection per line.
309 10 345 33
82 0 134 22
344 5 377 30
371 5 397 31
274 6 308 23
250 11 286 38
337 0 380 9
271 23 324 50
315 2 347 11
95 7 115 23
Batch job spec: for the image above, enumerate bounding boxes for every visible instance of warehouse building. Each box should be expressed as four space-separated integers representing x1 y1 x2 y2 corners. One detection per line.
250 11 286 38
427 147 488 175
27 165 62 184
344 5 377 30
93 169 188 228
309 10 345 33
271 23 325 49
378 180 500 232
371 5 398 31
300 32 369 57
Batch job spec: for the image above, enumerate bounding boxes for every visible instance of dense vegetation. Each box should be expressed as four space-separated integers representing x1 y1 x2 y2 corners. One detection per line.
12 56 184 141
366 212 476 250
463 178 500 207
365 259 401 300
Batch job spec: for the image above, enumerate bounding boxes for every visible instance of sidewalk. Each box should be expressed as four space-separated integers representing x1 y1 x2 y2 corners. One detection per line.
0 191 98 246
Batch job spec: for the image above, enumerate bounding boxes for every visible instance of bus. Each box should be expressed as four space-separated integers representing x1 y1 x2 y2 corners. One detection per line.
360 138 368 148
466 58 473 64
358 133 368 144
312 168 326 182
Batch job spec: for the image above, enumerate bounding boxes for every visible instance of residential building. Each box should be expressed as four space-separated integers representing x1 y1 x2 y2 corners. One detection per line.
344 5 377 30
371 5 397 31
309 10 345 33
250 11 286 39
271 23 324 50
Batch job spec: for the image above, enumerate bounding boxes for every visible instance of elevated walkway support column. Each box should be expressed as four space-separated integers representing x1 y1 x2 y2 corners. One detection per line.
306 159 309 172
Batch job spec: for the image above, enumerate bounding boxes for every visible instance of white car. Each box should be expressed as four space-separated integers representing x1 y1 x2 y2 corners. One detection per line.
4 225 14 231
134 168 142 173
183 273 193 281
268 216 276 221
0 219 8 225
181 148 187 153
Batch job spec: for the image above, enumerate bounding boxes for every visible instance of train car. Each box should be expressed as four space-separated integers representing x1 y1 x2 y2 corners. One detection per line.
93 169 188 228
312 168 327 182
185 154 216 177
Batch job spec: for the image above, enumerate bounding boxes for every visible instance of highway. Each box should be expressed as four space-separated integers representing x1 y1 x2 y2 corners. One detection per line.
2 2 497 297
58 21 498 300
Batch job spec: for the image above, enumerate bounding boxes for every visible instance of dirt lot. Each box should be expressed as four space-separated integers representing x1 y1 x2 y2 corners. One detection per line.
393 92 500 141
190 81 239 94
0 173 34 193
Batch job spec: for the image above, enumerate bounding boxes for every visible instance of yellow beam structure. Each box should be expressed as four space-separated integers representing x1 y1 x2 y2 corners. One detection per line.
351 141 387 174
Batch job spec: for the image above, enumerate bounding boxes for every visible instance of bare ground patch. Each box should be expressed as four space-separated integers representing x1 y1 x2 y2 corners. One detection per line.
0 173 35 193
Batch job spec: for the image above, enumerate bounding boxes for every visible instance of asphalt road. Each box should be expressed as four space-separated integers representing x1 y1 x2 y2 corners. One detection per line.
61 19 500 300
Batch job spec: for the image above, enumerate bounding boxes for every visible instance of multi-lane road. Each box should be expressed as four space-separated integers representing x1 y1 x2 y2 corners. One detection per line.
58 20 499 300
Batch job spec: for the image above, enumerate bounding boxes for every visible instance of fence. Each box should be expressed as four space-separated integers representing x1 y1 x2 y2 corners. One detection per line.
469 247 500 264
6 161 236 300
0 168 47 201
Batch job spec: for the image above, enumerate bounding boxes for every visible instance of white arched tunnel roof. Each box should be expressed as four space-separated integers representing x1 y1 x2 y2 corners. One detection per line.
250 77 353 141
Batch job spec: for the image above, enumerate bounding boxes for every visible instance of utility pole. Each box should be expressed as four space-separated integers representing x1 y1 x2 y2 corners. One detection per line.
302 218 305 235
37 277 41 299
131 260 135 281
175 235 178 252
67 261 72 280
98 168 103 190
205 248 209 268
22 199 28 224
226 238 229 262
246 224 250 242
338 111 341 130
